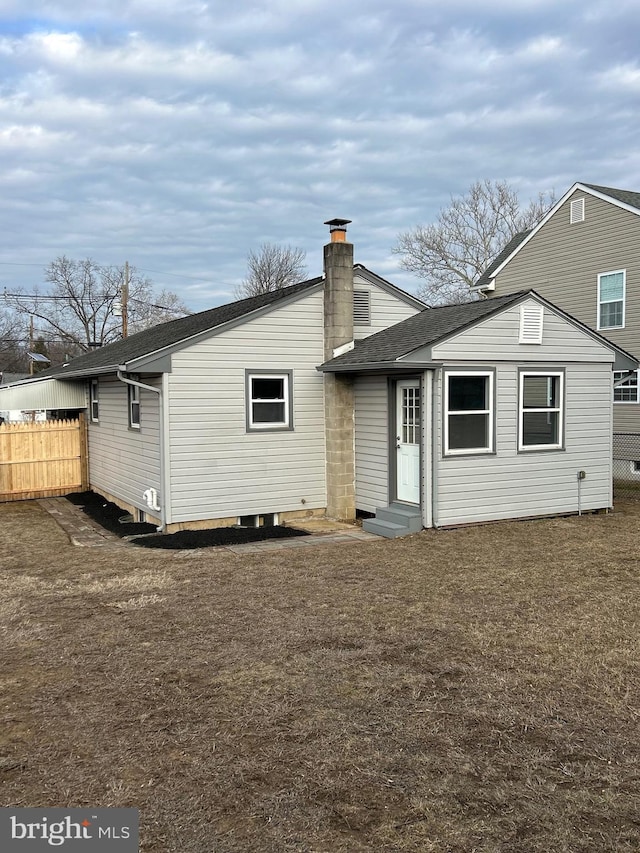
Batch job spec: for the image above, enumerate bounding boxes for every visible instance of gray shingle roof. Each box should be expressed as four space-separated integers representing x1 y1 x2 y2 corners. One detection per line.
39 276 323 379
473 230 531 290
582 183 640 211
321 291 528 369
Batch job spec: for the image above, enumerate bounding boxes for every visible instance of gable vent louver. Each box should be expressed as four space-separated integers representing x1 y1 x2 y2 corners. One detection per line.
519 304 544 344
570 198 585 224
353 289 371 326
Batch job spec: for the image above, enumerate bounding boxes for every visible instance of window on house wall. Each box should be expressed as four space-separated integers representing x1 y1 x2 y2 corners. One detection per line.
246 371 293 430
353 290 371 325
614 370 639 403
444 372 494 454
519 372 564 450
598 270 625 330
90 380 99 423
128 381 141 429
570 198 585 224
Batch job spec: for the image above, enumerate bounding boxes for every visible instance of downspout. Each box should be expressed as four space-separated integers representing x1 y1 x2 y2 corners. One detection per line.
117 369 167 532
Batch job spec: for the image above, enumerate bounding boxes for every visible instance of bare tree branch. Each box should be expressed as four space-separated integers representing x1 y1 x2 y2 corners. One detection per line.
394 180 555 305
6 257 191 360
235 244 307 298
0 306 27 373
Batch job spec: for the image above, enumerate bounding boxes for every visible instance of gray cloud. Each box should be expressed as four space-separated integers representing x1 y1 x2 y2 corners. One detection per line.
0 0 638 307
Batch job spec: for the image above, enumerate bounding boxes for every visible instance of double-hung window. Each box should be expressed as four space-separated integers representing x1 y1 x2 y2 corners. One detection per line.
128 381 141 429
90 380 99 423
519 372 563 450
598 270 625 330
614 370 639 403
444 371 494 454
246 371 293 431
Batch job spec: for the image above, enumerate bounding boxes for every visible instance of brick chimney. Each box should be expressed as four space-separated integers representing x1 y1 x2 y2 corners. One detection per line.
323 218 355 521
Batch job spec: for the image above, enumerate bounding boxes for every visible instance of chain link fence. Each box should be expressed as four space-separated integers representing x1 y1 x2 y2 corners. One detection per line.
613 433 640 499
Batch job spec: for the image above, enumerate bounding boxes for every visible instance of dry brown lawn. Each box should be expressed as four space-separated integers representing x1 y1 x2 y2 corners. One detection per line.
1 500 639 852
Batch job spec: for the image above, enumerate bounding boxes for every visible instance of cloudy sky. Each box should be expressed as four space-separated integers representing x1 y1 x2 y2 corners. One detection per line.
1 0 639 311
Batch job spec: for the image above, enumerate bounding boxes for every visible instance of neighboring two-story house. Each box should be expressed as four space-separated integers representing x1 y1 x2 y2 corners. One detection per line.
473 182 640 477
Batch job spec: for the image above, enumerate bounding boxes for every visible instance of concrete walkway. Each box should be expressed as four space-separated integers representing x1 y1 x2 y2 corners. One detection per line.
38 497 380 554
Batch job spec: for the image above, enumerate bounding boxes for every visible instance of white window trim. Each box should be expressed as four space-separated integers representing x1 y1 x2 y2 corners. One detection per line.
613 370 639 404
597 269 626 331
246 371 293 431
444 371 494 456
90 379 99 423
128 382 141 429
518 371 564 451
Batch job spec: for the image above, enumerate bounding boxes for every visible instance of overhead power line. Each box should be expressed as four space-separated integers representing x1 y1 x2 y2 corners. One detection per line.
4 290 181 314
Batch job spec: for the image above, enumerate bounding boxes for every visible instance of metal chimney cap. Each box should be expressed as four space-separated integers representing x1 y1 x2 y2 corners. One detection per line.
324 218 352 231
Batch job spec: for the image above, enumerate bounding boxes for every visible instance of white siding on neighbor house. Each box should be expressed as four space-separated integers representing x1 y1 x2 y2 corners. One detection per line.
167 290 327 523
88 376 161 512
354 376 389 512
0 378 87 411
434 362 612 526
353 274 422 340
429 300 615 364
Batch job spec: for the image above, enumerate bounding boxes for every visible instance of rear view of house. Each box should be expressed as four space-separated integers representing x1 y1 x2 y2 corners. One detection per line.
3 220 633 535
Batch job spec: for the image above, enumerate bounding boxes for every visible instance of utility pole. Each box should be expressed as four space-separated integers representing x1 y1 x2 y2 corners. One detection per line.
29 315 34 376
122 261 129 339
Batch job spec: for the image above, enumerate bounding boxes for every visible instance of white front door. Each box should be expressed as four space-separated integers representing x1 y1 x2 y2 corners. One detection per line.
396 380 421 504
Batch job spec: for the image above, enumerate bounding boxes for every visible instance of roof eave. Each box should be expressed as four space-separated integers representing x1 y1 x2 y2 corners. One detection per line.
318 360 442 374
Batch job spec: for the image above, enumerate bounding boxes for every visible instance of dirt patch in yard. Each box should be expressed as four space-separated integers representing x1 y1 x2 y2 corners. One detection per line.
1 500 640 852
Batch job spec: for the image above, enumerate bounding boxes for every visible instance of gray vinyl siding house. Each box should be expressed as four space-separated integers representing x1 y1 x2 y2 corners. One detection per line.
322 291 635 533
88 376 163 512
5 222 634 535
26 258 424 530
474 182 640 472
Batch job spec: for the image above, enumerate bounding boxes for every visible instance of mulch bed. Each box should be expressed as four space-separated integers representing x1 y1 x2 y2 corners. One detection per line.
66 491 309 549
132 525 308 550
66 491 157 537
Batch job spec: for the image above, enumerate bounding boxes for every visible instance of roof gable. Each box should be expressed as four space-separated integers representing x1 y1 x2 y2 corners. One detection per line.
320 290 638 372
319 292 528 370
353 264 426 310
37 276 324 380
474 182 640 289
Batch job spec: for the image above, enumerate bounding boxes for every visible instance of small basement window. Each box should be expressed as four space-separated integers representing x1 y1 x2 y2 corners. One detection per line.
246 371 293 431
